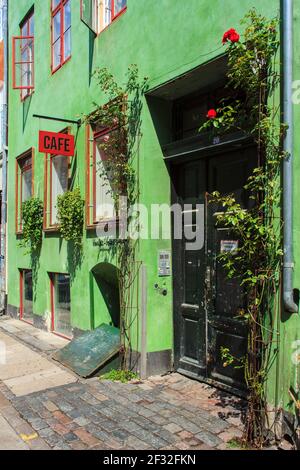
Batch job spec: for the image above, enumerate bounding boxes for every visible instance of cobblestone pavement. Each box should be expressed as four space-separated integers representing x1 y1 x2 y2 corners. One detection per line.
0 317 246 450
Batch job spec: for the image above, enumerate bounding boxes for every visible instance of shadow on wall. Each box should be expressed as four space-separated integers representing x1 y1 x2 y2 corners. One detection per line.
23 94 33 132
89 29 95 85
91 262 120 329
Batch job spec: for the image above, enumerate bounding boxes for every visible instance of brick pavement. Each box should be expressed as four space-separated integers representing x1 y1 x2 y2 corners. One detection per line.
0 317 246 450
0 373 246 450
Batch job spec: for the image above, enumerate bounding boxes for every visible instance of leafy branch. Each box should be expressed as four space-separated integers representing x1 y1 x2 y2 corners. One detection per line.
57 188 84 246
84 65 149 370
201 9 282 447
19 197 44 253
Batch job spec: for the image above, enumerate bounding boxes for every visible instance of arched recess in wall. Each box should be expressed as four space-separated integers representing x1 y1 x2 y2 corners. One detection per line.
90 262 120 329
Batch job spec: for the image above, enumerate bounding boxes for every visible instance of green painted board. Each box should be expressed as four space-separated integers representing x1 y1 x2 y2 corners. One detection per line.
53 324 120 378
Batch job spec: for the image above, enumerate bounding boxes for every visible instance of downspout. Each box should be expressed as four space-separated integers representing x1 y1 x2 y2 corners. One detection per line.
0 0 8 314
282 0 298 313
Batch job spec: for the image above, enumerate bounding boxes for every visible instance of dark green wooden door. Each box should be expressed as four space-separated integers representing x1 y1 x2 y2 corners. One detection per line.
173 158 207 378
173 146 257 393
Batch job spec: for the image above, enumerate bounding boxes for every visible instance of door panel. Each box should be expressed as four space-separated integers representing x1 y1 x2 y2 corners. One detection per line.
206 148 257 391
173 158 207 377
173 146 257 393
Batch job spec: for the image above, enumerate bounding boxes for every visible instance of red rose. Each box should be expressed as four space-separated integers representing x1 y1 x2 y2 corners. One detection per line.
222 28 240 44
207 109 217 119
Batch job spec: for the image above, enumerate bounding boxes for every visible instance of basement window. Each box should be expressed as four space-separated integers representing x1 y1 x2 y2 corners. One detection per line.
12 9 34 100
50 273 72 339
16 149 34 234
20 269 33 324
44 128 71 230
80 0 127 34
51 0 72 73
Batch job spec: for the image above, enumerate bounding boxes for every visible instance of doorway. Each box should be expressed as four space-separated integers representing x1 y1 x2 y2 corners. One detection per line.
172 145 257 394
20 269 33 324
90 262 120 330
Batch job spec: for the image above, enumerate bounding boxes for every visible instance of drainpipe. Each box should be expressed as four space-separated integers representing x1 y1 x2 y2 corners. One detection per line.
0 0 8 314
282 0 298 313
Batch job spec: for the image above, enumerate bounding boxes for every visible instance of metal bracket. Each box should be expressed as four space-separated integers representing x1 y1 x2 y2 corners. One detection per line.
32 114 81 126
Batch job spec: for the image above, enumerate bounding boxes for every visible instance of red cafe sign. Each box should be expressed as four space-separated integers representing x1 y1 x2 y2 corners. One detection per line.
39 130 75 157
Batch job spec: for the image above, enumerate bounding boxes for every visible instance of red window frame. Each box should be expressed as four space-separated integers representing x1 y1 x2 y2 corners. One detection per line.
50 272 72 340
15 149 34 234
43 128 71 231
12 10 34 100
19 269 34 325
85 123 121 228
44 154 71 231
80 1 127 35
99 0 127 33
51 0 72 74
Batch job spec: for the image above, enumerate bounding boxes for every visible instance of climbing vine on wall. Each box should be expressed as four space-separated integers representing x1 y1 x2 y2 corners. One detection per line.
57 187 85 246
200 10 283 447
19 197 44 253
84 65 149 369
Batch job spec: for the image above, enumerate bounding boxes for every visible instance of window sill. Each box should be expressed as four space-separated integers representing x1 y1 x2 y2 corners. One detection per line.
44 226 60 234
86 217 120 230
20 317 34 326
51 55 72 76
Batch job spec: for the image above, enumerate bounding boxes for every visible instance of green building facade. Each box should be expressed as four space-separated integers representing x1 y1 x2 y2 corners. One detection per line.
6 0 300 438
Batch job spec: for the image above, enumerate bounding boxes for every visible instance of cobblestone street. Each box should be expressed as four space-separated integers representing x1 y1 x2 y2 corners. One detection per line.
0 317 245 450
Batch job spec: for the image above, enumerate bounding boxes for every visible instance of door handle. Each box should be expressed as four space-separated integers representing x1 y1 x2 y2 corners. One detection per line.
205 266 211 290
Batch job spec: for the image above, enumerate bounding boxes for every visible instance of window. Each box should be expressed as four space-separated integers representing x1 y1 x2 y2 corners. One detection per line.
81 0 98 33
86 120 126 227
44 129 71 229
44 155 70 228
16 149 34 233
50 273 72 338
51 0 71 73
12 10 34 99
20 269 33 323
80 0 127 34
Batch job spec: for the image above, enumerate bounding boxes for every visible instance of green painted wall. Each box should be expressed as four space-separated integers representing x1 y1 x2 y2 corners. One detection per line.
7 0 300 416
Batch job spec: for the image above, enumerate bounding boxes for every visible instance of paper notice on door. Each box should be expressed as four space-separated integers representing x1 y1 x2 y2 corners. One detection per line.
220 240 239 253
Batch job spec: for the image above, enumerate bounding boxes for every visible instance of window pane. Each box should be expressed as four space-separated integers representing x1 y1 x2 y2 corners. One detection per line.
64 0 71 32
104 0 112 26
114 0 126 15
21 62 29 91
19 16 34 97
21 23 27 37
92 0 98 32
53 274 72 338
82 0 98 32
23 271 33 321
53 11 61 42
52 0 61 10
20 40 33 91
95 137 116 220
51 155 68 224
22 168 32 202
29 15 34 36
20 156 32 202
63 28 71 61
21 88 28 100
53 38 61 69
